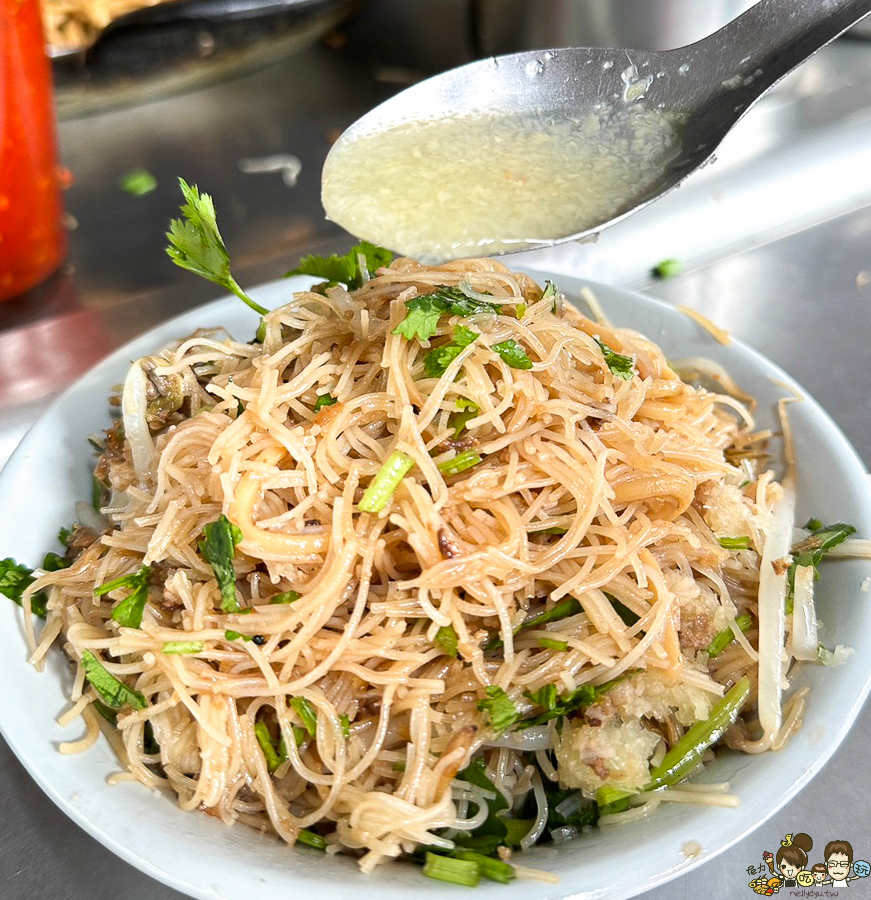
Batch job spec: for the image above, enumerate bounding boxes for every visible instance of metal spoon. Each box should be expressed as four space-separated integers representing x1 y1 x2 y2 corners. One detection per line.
321 0 871 262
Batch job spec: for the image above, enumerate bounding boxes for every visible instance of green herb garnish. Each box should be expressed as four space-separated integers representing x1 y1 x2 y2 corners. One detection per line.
286 242 392 291
97 565 152 629
162 641 204 655
485 596 583 651
81 650 147 710
358 451 415 513
199 514 243 612
424 325 478 377
434 624 459 658
291 697 318 738
437 450 482 476
537 637 569 652
706 613 753 658
651 258 683 279
270 590 301 605
451 397 479 437
393 286 501 343
0 557 47 617
254 721 286 773
491 339 532 370
719 535 751 550
166 178 268 316
313 393 337 412
476 685 520 733
422 853 480 887
296 829 327 851
786 520 856 613
594 337 635 380
119 168 157 196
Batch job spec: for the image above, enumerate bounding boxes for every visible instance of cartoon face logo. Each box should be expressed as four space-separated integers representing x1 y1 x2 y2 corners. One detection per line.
828 851 851 881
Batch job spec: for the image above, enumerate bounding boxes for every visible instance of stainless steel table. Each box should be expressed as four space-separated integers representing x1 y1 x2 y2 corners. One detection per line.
2 13 871 898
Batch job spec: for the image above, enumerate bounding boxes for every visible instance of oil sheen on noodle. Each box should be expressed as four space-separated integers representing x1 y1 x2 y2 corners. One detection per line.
322 106 683 262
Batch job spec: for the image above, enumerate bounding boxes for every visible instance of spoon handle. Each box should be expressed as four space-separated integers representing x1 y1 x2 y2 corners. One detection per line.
704 0 871 99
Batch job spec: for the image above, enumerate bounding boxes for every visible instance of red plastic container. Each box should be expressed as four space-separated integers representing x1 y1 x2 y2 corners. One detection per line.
0 0 66 301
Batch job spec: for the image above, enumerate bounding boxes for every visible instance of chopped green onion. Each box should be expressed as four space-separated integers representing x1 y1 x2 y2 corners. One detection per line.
296 829 327 851
254 722 285 773
437 450 482 476
537 637 569 651
434 624 459 658
485 596 583 651
719 535 751 550
706 614 753 658
224 629 253 642
119 168 157 196
339 714 351 739
786 520 856 613
647 675 750 790
358 451 415 513
449 851 515 884
651 258 683 279
81 650 147 710
313 393 337 412
270 590 301 605
291 697 318 738
162 641 204 655
422 852 480 887
605 593 641 626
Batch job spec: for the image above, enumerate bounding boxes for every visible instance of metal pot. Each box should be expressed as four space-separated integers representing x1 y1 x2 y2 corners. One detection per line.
472 0 759 54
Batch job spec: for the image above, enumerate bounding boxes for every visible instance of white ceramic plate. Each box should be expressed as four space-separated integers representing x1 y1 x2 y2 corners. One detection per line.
1 275 870 900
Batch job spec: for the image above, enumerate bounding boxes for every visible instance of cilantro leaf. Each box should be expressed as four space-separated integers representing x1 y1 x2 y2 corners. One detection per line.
424 325 478 377
451 397 479 437
199 514 243 612
0 557 47 617
393 286 502 343
594 337 635 380
521 671 637 728
476 685 520 733
81 650 147 710
96 565 152 629
286 241 392 290
434 624 458 658
492 339 532 370
166 179 268 316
